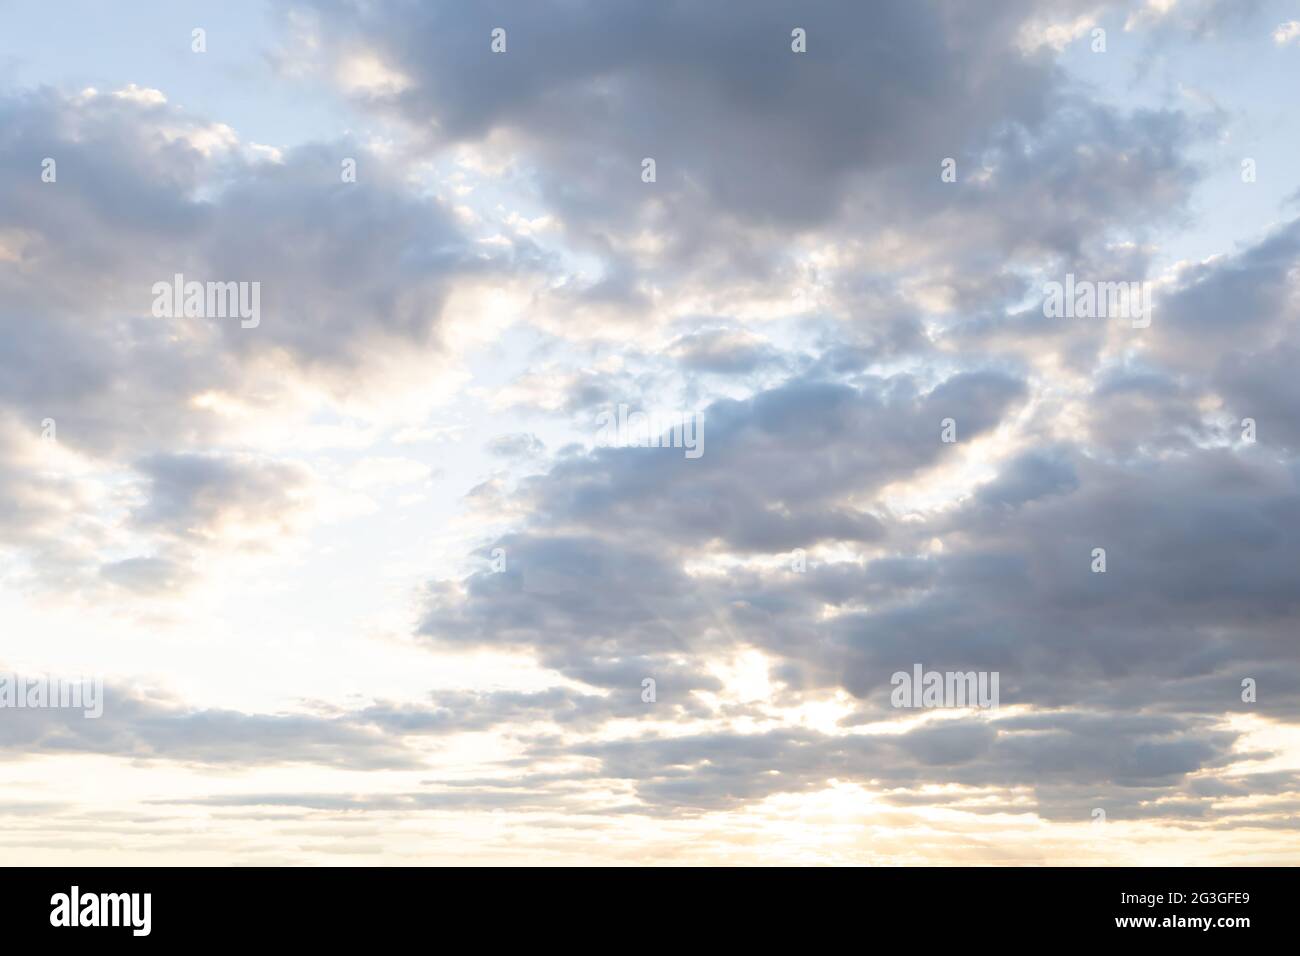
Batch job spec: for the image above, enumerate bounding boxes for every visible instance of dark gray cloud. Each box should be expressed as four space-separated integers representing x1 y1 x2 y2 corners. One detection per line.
0 682 420 770
975 447 1080 508
505 710 1254 816
0 84 543 597
420 369 1027 685
0 679 685 769
0 86 525 464
295 0 1210 342
132 453 313 536
413 215 1300 820
302 0 1052 224
535 370 1024 548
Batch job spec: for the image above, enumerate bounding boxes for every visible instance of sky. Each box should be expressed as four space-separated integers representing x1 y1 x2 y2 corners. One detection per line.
1 0 1299 865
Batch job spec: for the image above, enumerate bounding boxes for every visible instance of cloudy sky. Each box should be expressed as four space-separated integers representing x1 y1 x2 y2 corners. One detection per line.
1 0 1299 865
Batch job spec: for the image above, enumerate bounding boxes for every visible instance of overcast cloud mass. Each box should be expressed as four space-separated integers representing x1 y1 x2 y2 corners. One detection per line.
1 0 1299 864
